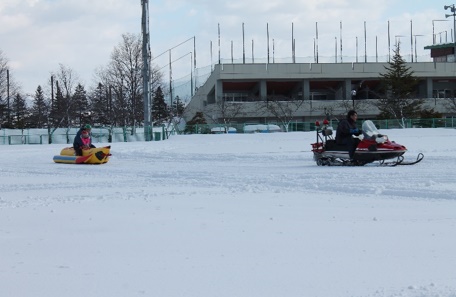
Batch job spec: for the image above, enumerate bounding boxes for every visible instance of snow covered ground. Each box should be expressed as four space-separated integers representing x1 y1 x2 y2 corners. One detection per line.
1 127 455 297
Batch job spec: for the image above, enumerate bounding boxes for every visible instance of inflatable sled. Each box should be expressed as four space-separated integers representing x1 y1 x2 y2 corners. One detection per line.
53 146 111 164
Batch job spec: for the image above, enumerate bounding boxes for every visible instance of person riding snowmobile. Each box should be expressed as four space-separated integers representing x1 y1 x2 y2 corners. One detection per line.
335 110 362 160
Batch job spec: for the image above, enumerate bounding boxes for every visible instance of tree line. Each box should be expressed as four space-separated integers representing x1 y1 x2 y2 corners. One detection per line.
0 33 185 130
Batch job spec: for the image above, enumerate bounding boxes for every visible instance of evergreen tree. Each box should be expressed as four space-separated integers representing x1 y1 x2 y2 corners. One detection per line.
30 85 49 127
152 86 169 125
49 81 65 127
11 93 28 129
72 83 89 126
184 111 209 134
419 108 442 118
170 96 185 117
377 43 424 125
91 82 111 126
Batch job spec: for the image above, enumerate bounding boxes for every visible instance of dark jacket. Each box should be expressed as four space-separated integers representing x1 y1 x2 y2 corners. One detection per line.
73 128 95 151
335 118 358 144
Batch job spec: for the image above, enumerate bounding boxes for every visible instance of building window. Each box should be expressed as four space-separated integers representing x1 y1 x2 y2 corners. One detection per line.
433 89 454 98
223 93 250 102
310 92 328 100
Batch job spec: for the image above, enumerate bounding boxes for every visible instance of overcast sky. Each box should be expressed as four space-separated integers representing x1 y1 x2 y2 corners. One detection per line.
0 0 451 95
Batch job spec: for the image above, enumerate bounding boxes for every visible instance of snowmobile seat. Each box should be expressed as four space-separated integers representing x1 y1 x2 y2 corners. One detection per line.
325 139 349 151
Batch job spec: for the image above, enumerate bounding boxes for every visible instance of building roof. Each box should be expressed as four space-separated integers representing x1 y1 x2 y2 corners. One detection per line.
424 43 456 50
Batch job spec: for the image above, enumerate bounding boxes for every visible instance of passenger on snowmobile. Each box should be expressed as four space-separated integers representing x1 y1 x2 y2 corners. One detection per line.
361 120 386 142
335 110 362 160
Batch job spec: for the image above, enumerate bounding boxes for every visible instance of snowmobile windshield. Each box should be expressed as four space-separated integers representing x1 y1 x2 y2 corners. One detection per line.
362 120 380 138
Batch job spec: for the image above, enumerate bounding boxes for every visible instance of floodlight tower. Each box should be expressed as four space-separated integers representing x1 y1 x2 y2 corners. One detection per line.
444 4 456 61
432 19 448 44
141 0 152 140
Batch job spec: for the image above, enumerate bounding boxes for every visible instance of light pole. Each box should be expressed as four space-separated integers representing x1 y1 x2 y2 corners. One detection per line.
395 35 410 61
141 0 152 141
437 30 448 43
432 19 448 44
351 90 356 109
151 36 195 107
395 35 406 46
444 4 456 61
413 34 425 62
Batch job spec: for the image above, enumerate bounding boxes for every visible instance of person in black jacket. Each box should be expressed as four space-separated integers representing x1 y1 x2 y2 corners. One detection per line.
335 110 362 160
73 124 95 156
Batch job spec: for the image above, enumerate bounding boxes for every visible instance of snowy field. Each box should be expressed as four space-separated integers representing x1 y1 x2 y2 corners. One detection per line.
1 127 455 297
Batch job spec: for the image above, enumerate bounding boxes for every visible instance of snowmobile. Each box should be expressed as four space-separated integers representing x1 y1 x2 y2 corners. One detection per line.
311 119 423 166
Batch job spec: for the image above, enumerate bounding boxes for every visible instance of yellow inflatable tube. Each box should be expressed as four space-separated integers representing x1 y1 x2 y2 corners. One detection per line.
53 146 111 164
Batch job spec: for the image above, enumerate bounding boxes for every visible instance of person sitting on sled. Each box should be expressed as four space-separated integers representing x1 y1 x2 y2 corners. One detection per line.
335 110 362 160
73 124 96 156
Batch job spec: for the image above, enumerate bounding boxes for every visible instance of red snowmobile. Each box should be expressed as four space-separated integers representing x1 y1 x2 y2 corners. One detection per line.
311 119 424 166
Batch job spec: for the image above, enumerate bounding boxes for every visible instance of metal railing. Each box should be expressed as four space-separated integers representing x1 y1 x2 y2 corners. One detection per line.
0 126 170 145
184 117 456 134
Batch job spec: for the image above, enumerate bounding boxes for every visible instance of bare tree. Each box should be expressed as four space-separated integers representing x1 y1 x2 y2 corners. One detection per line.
0 50 21 127
53 63 79 98
92 34 141 130
93 33 164 131
444 97 456 114
0 50 8 100
205 99 245 132
338 98 373 116
48 63 81 129
260 95 307 132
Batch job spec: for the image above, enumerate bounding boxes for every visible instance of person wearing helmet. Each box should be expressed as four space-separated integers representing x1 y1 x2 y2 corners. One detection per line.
73 124 95 156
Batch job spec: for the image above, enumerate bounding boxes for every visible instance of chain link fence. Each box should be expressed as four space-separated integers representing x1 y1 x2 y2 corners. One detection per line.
1 117 455 145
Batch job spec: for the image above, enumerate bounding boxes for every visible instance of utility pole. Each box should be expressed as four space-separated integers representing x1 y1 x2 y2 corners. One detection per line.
6 69 10 125
141 0 152 140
